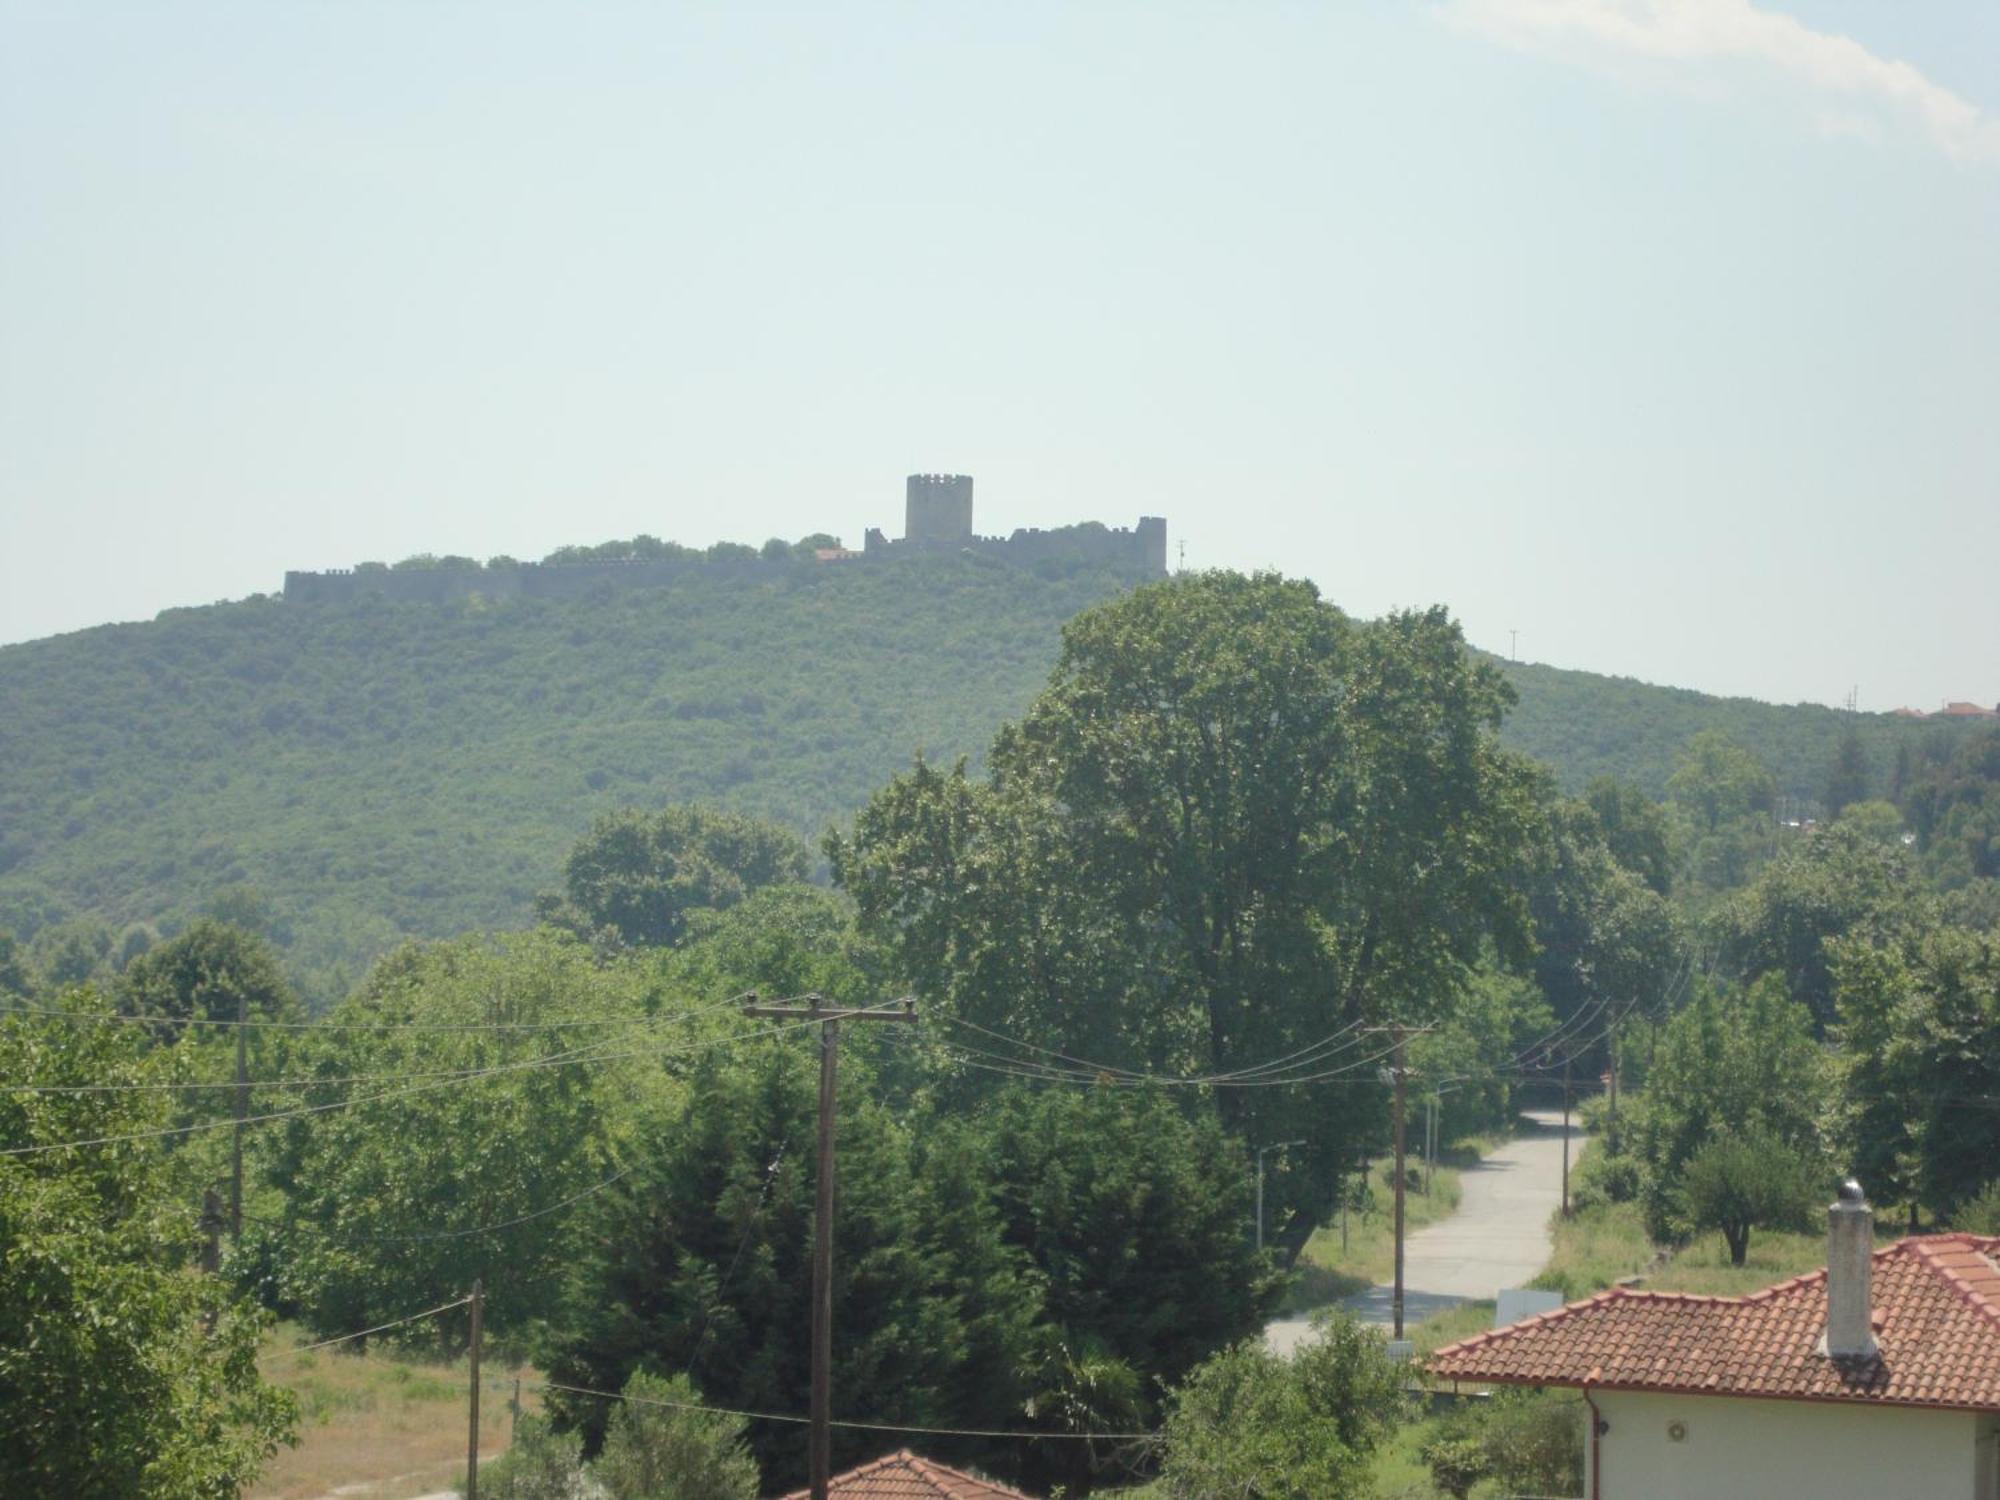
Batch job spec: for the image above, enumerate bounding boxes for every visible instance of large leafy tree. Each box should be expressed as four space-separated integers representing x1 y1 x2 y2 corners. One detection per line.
254 932 653 1338
1629 976 1826 1241
539 805 814 951
119 919 299 1024
1835 926 2000 1225
1157 1315 1402 1500
1714 823 1929 1031
831 575 1544 1249
0 998 297 1495
545 1043 1042 1491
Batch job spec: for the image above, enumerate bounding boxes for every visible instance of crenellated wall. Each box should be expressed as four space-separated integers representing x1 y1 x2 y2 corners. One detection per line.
284 477 1166 603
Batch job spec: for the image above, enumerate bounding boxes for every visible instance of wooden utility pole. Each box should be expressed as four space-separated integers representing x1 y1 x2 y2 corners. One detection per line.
466 1278 484 1500
231 991 247 1241
1561 1054 1572 1219
198 1187 224 1277
1605 1016 1620 1154
743 993 917 1500
1391 1024 1408 1339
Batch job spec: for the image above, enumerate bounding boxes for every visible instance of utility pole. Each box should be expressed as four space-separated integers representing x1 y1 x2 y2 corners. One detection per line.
1363 1023 1432 1341
231 990 247 1241
743 993 918 1500
1392 1025 1408 1338
198 1187 224 1277
466 1278 483 1500
1561 1054 1572 1219
1605 1016 1620 1155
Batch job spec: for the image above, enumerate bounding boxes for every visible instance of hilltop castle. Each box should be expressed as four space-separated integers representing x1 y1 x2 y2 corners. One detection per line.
283 475 1167 604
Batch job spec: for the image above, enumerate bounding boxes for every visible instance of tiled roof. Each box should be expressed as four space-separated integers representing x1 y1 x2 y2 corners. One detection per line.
777 1449 1037 1499
1428 1234 2000 1412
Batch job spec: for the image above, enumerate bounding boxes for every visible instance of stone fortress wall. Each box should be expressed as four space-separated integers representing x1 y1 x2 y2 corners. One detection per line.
284 475 1168 604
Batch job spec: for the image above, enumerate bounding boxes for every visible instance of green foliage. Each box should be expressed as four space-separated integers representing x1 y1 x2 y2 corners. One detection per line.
1476 1388 1586 1497
594 1370 759 1500
24 918 114 992
1419 1432 1487 1498
537 805 812 951
0 932 27 997
1520 796 1686 1064
0 554 1146 1003
546 1042 1039 1491
1714 823 1929 1029
1835 925 2000 1220
119 919 299 1024
1409 969 1551 1139
1492 655 1936 808
1157 1315 1402 1500
965 1085 1273 1394
1630 976 1826 1242
482 1413 590 1499
835 575 1545 1243
255 931 652 1339
1584 775 1674 895
1682 1127 1820 1265
0 999 297 1495
1955 1180 2000 1235
1825 728 1871 819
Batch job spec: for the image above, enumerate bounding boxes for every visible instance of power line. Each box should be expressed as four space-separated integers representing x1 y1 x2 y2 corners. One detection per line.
1 988 855 1098
257 1296 471 1364
532 1380 1157 1443
0 989 751 1035
0 1009 843 1158
252 1161 640 1245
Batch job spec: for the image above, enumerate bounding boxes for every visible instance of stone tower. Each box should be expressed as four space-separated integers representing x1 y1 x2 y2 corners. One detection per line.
904 474 975 547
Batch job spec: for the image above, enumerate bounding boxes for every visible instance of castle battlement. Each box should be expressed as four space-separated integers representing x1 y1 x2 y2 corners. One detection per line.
283 474 1165 604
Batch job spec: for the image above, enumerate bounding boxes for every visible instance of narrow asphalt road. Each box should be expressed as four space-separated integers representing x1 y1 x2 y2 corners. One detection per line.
1265 1109 1583 1355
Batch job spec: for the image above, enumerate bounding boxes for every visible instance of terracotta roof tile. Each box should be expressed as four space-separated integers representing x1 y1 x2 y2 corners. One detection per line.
777 1449 1038 1499
1427 1234 2000 1412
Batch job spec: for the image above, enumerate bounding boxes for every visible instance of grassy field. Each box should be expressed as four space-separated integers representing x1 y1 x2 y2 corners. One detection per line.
249 1326 537 1500
1538 1198 1831 1300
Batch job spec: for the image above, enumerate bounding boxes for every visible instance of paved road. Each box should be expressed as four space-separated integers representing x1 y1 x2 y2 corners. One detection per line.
1265 1109 1582 1355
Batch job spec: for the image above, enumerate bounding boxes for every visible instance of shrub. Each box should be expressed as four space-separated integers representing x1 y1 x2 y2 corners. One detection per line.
595 1371 758 1500
480 1414 588 1499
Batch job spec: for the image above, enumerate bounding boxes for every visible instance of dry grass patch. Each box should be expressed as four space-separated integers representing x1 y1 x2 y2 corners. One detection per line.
248 1326 538 1500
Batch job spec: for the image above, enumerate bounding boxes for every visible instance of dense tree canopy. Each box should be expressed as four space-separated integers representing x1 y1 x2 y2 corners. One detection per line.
537 805 813 951
833 575 1546 1253
0 999 297 1495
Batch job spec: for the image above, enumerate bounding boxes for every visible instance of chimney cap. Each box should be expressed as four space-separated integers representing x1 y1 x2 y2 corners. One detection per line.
1836 1178 1867 1203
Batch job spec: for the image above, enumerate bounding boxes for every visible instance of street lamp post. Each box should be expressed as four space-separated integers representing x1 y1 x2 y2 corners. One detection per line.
1256 1139 1306 1253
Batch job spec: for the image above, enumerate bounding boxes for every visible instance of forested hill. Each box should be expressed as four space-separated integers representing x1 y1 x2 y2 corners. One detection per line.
0 556 1952 999
1494 656 1936 802
0 555 1140 996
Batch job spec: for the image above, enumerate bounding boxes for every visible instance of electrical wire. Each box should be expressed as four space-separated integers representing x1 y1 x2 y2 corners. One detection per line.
0 988 752 1036
256 1296 471 1364
531 1379 1157 1443
254 1161 640 1245
0 1007 853 1158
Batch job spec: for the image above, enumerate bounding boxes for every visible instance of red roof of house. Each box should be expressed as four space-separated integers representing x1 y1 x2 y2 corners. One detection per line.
1940 702 1998 718
777 1450 1037 1499
1428 1234 2000 1413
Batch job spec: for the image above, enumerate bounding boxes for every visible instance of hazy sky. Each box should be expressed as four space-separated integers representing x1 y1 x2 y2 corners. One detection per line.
3 1 1995 710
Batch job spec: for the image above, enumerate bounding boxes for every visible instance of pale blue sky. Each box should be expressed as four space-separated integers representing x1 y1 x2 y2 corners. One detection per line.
3 1 1995 710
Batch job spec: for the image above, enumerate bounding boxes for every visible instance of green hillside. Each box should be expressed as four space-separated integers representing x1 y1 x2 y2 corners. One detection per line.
1494 657 1940 804
0 554 1142 995
1 556 1969 999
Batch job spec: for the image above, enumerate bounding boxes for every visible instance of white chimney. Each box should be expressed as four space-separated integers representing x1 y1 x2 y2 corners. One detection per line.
1825 1178 1878 1360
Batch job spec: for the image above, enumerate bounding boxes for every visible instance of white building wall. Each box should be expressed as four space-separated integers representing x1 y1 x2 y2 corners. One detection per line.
1594 1391 1983 1499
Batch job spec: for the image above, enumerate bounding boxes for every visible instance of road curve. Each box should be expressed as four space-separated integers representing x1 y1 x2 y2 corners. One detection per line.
1265 1108 1582 1355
